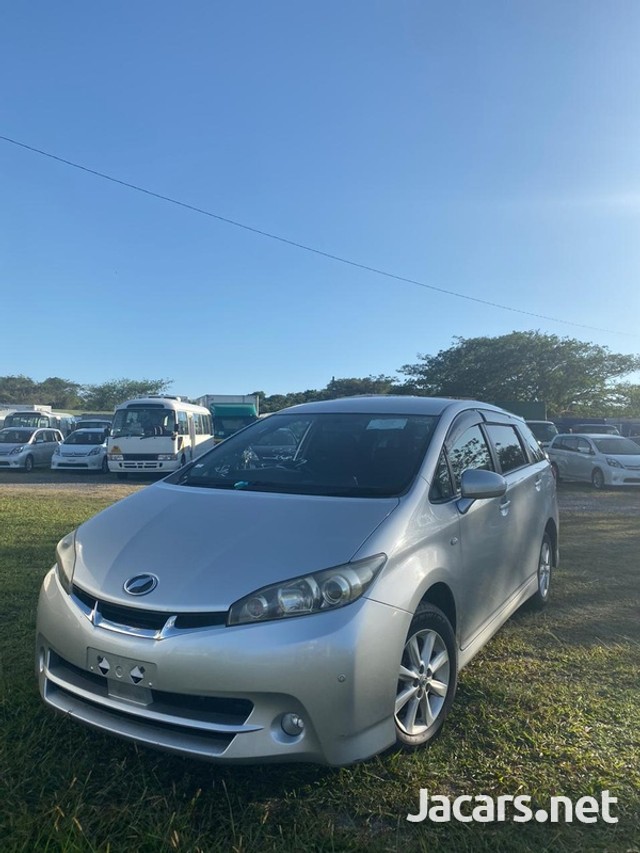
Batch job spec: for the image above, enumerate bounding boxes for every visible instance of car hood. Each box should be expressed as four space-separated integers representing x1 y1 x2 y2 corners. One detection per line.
60 445 102 456
73 481 399 610
606 452 640 466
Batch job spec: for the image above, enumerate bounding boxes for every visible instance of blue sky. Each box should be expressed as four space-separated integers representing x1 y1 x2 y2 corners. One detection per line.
2 1 639 399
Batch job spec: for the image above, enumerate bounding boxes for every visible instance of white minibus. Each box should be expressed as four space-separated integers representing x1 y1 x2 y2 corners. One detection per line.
107 396 213 478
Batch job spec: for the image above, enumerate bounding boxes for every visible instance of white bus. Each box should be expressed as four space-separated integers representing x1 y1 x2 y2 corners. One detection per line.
107 396 213 478
3 408 76 436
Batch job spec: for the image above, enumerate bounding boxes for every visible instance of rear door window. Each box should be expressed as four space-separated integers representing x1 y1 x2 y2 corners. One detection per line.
485 424 528 473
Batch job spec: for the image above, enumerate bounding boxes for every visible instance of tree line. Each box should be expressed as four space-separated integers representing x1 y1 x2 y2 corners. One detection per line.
2 332 639 417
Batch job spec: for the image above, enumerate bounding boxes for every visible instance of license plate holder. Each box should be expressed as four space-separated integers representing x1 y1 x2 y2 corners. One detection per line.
87 648 157 688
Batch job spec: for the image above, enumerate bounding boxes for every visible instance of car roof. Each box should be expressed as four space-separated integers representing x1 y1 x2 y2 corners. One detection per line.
553 433 625 439
68 428 106 435
279 395 512 417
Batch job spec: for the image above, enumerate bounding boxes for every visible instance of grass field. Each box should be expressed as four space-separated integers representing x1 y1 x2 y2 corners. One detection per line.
1 485 639 852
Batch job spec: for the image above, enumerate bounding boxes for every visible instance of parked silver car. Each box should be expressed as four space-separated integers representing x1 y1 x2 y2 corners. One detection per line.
0 427 63 471
547 433 640 489
36 397 558 765
51 429 109 473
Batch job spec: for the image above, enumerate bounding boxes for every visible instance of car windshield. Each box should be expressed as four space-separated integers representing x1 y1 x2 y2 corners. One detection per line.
111 406 175 437
171 412 438 497
574 425 619 435
528 422 558 441
0 429 35 443
593 438 640 455
64 431 104 445
4 413 48 428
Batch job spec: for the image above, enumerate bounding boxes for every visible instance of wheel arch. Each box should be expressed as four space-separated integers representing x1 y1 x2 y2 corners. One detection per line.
419 582 457 635
544 518 559 567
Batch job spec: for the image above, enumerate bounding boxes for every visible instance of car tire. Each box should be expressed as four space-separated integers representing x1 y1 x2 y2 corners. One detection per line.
528 531 553 610
394 604 458 749
101 456 109 474
591 468 605 490
24 455 34 473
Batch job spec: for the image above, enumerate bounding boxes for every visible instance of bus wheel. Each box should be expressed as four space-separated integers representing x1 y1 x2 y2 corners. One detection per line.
180 454 186 467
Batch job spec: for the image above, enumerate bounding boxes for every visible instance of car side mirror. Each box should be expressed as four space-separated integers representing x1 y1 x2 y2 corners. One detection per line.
460 469 508 500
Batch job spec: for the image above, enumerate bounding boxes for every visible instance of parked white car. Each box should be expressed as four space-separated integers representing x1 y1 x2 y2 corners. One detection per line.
547 434 640 489
51 429 109 473
0 427 63 472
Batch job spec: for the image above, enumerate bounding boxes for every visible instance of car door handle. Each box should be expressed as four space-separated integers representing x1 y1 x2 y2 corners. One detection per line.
499 499 511 516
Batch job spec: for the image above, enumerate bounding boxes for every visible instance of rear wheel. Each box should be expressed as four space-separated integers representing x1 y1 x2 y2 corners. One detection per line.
24 455 34 473
591 468 605 490
528 531 553 610
394 605 457 749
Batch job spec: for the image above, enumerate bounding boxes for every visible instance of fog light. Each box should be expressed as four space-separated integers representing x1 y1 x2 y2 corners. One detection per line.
281 713 305 736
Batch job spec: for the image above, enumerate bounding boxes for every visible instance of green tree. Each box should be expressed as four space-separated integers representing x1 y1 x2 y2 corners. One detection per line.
0 374 39 404
320 375 398 400
36 377 84 409
81 378 172 411
400 332 640 417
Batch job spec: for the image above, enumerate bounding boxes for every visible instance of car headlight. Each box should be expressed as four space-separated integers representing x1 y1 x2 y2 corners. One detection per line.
228 554 386 626
606 457 622 468
88 447 102 456
55 531 77 594
10 446 24 455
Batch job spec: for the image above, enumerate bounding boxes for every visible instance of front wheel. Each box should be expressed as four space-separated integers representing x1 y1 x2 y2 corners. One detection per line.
101 456 109 474
528 531 553 610
394 605 458 749
591 468 605 490
24 455 34 473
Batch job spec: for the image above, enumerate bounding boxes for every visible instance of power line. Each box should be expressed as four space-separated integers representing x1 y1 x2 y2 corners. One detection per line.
1 133 637 340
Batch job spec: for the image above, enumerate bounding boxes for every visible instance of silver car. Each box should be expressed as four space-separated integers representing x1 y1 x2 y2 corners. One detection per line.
0 427 63 471
36 397 558 765
548 433 640 489
51 429 109 474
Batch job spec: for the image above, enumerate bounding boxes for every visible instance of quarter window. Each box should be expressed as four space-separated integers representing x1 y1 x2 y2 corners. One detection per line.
429 450 455 502
485 424 527 473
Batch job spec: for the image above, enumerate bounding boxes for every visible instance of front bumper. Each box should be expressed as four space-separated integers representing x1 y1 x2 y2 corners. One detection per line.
52 456 104 471
108 459 179 473
36 568 411 765
608 469 640 486
0 456 27 468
